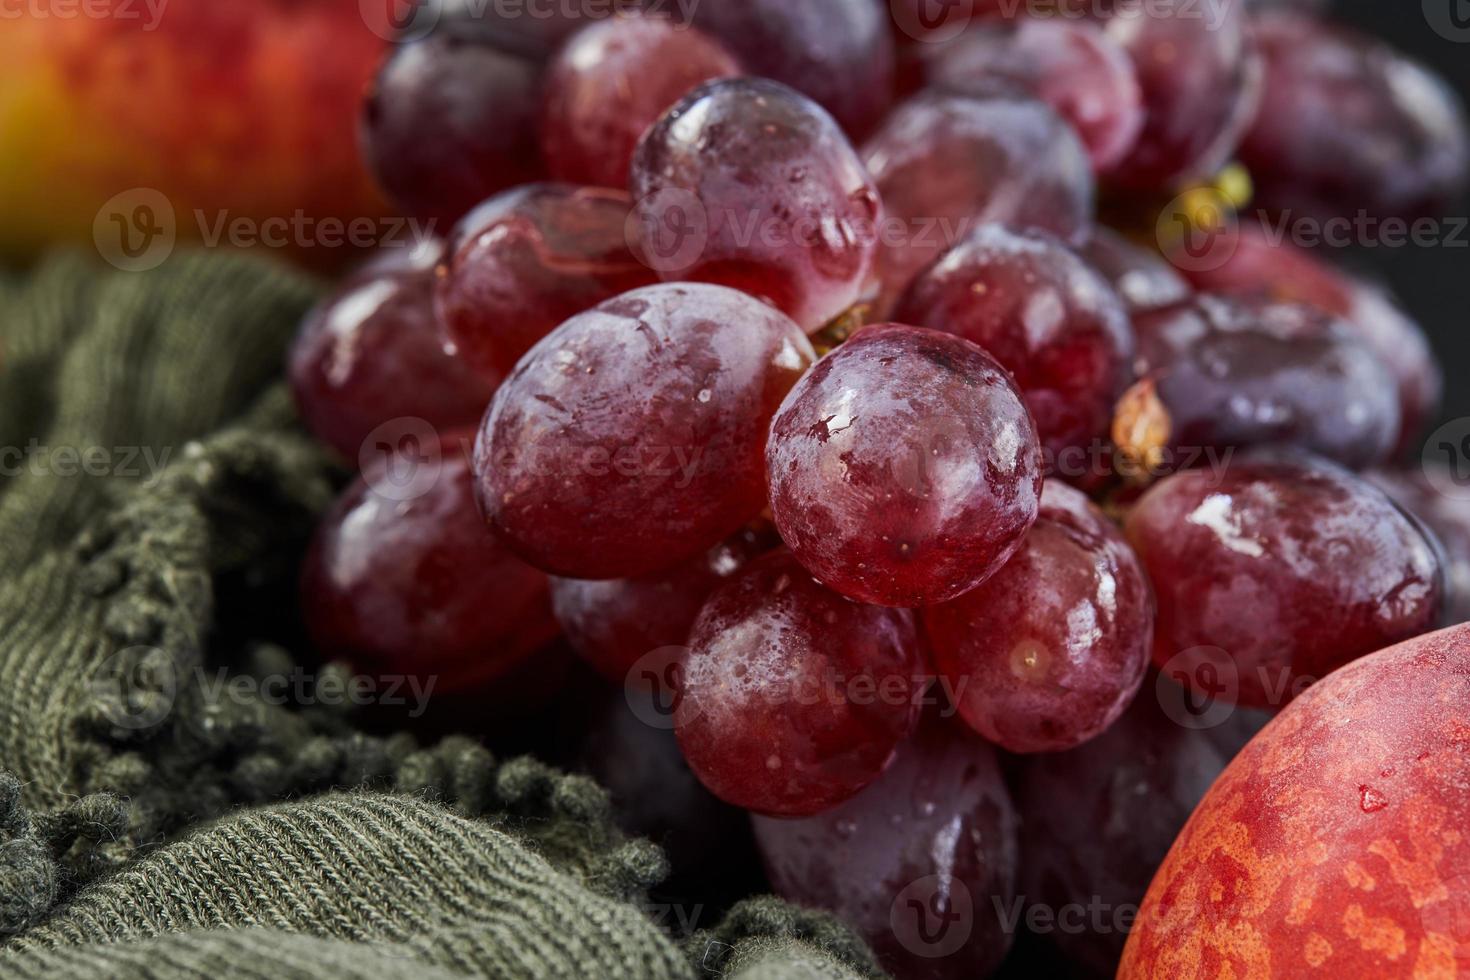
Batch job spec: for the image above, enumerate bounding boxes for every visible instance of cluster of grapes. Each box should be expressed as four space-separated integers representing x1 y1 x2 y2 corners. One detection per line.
290 0 1469 975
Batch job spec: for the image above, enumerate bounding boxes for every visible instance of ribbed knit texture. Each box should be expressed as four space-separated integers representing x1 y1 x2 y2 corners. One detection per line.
0 252 883 980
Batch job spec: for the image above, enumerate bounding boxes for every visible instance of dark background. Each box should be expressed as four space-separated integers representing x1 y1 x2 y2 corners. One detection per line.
1336 0 1469 424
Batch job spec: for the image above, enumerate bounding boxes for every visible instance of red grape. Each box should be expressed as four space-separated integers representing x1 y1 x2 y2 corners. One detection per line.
434 184 656 381
1181 223 1442 457
894 224 1135 464
926 18 1144 172
1018 689 1270 976
289 243 499 461
1124 294 1401 471
475 283 815 580
361 32 542 226
752 716 1018 978
674 550 924 816
1241 11 1470 222
1078 227 1192 314
1125 453 1444 710
549 526 775 684
1368 468 1470 626
541 16 741 189
766 324 1043 607
1100 0 1262 190
629 78 883 332
300 430 557 694
923 482 1154 753
861 91 1094 310
690 0 895 138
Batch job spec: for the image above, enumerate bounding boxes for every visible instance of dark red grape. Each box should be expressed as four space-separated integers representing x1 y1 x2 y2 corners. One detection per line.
766 324 1042 607
1181 223 1442 458
1122 294 1401 471
301 430 557 694
1368 468 1470 626
549 526 775 684
926 18 1144 171
1018 689 1270 977
1100 0 1262 189
629 78 883 332
894 224 1135 463
578 688 750 876
1079 227 1192 314
691 0 895 138
861 91 1094 311
923 482 1153 753
753 716 1018 978
434 184 656 381
541 16 741 189
1241 11 1470 222
289 243 498 461
1124 453 1444 709
361 31 542 226
476 283 814 580
675 551 924 816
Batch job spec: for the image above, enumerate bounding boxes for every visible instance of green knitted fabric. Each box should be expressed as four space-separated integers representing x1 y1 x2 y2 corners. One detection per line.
0 252 883 980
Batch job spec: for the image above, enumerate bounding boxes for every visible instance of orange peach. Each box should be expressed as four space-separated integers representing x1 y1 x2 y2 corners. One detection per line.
0 1 391 268
1120 623 1470 978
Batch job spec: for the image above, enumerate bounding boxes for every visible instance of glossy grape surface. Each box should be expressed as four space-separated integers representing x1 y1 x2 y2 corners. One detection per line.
434 184 656 380
301 433 557 693
361 32 542 226
476 283 814 580
289 243 498 461
1125 454 1443 709
690 0 895 138
895 224 1135 462
629 78 883 332
1368 468 1470 626
861 92 1094 310
1100 0 1262 189
1241 11 1470 222
1181 223 1442 457
753 717 1019 979
549 526 774 684
1128 294 1401 470
923 482 1153 753
541 17 740 189
927 18 1144 171
767 324 1042 607
1079 227 1192 314
675 551 925 817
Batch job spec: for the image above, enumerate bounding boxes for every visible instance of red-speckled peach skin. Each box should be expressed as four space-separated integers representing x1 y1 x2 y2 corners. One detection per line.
1119 623 1470 978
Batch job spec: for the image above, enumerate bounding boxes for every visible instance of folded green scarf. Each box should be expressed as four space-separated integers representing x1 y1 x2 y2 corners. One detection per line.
0 251 882 980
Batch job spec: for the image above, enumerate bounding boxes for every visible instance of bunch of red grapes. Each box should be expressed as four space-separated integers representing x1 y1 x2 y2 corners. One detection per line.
290 0 1470 975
